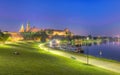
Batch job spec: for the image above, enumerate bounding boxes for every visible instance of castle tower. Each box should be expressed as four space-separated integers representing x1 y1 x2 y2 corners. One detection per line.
26 22 30 32
64 28 69 32
19 24 24 32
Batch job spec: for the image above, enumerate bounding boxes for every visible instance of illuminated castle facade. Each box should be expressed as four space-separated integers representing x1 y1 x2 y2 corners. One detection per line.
4 22 73 42
19 22 73 36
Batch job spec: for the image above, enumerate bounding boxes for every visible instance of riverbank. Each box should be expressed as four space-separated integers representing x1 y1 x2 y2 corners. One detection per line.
39 43 120 73
0 41 119 75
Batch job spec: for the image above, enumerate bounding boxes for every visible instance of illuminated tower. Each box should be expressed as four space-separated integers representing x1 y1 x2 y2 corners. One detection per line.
26 22 30 32
19 24 24 32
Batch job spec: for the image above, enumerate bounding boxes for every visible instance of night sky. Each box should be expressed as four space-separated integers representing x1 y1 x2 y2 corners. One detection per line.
0 0 120 36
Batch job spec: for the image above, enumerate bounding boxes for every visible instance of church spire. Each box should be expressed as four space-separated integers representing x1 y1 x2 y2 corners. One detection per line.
26 21 30 32
19 24 24 32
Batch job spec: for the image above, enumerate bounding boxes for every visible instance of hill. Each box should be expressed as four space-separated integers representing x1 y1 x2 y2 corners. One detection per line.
0 42 119 75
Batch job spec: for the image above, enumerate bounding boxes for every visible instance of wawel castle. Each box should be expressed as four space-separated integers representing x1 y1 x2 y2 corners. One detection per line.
7 22 73 41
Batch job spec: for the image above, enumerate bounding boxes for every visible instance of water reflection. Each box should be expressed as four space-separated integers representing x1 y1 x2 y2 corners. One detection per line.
82 41 120 61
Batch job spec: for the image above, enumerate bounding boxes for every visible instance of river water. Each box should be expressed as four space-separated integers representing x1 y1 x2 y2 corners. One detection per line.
82 42 120 61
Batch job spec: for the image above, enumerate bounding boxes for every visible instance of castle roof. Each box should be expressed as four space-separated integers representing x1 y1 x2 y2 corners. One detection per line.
29 27 40 32
45 29 65 32
19 24 24 32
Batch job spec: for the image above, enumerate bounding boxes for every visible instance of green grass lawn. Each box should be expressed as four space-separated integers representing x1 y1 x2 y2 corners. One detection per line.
0 42 119 75
49 46 120 64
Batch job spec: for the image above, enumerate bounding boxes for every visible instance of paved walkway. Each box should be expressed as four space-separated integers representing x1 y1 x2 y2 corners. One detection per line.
39 44 120 73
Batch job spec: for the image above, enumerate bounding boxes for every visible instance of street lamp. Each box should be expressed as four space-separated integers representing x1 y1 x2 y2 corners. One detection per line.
99 50 102 57
86 37 89 64
86 37 89 40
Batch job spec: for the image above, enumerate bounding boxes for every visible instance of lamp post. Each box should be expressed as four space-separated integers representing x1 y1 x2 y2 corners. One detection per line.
99 50 102 57
86 37 89 64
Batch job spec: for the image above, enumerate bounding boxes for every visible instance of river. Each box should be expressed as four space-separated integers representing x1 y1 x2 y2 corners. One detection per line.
82 42 120 61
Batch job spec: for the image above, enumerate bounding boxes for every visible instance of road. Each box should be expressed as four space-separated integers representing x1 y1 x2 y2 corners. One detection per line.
39 44 120 73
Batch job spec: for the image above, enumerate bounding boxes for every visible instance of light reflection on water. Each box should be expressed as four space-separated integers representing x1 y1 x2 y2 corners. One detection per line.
82 42 120 61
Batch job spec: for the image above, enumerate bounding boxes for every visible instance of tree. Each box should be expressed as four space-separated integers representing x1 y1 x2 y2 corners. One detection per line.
88 35 92 39
0 31 10 43
46 29 53 35
40 31 48 42
0 30 4 41
20 30 49 42
21 32 36 40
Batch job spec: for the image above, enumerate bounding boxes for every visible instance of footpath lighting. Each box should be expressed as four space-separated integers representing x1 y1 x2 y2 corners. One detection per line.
49 39 60 48
86 37 89 40
49 41 52 47
99 50 102 57
86 37 89 65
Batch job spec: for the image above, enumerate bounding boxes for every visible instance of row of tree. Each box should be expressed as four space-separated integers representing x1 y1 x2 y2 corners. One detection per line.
21 30 48 42
20 29 72 42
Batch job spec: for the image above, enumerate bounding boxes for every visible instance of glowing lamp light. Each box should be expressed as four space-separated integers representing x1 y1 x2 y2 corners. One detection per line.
86 37 89 40
49 41 52 47
56 39 60 44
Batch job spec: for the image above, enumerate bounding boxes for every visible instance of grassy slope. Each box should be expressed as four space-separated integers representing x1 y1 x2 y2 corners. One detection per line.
50 47 120 64
0 42 119 75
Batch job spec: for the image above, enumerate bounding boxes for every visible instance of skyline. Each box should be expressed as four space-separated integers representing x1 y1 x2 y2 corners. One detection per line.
0 0 120 36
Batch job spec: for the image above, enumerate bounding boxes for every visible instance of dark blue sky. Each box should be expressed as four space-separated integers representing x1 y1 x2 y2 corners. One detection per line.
0 0 120 36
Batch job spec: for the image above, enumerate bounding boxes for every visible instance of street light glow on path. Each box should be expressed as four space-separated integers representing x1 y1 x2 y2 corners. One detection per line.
39 44 120 73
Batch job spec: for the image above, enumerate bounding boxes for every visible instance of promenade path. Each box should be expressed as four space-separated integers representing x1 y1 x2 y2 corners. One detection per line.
39 44 120 73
